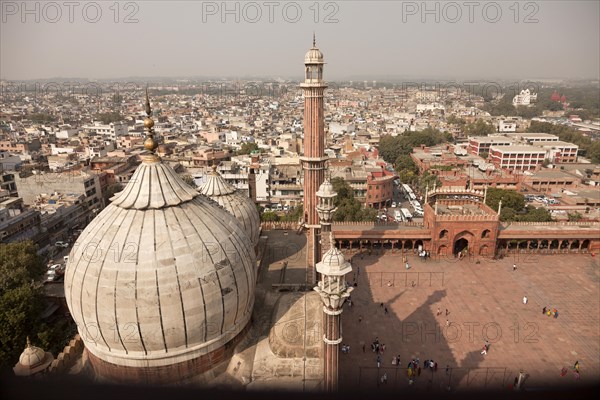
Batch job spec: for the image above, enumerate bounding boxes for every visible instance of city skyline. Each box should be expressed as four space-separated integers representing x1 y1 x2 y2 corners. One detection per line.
1 1 599 81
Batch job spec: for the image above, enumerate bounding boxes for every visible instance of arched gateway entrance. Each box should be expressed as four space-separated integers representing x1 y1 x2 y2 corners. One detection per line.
453 231 474 256
454 238 469 255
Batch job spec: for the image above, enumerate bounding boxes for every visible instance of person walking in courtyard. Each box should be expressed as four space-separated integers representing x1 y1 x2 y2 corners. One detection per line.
513 263 517 271
405 261 410 270
523 296 528 304
445 308 449 316
437 307 441 316
381 372 388 384
543 306 546 315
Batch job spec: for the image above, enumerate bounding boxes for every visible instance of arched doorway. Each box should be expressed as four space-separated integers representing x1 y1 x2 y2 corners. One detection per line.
453 230 474 256
438 245 448 255
454 238 469 255
479 245 490 256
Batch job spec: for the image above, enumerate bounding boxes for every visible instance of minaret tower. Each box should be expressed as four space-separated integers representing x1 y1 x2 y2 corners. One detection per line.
301 34 328 284
314 233 353 392
316 176 338 256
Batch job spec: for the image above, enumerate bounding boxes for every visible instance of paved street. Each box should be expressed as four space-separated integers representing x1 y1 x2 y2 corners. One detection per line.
338 251 600 392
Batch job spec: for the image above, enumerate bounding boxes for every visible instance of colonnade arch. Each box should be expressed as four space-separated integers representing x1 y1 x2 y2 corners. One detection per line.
496 238 594 254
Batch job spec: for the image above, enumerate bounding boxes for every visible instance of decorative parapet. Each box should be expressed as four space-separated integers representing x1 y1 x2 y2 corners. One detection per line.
260 221 426 231
435 214 499 222
48 334 84 374
501 221 599 227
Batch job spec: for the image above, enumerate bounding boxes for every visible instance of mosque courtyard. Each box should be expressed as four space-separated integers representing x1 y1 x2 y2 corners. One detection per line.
337 250 600 393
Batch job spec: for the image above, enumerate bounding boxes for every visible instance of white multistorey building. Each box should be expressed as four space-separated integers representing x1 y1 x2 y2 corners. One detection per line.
512 89 537 106
82 121 128 141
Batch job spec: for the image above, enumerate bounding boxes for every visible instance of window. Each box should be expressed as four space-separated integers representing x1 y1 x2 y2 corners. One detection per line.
439 229 448 239
482 229 490 239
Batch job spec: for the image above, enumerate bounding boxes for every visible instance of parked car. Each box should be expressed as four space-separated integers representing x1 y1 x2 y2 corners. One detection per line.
55 241 69 248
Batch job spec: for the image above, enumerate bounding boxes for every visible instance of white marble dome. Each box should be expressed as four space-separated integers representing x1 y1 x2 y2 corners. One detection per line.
305 46 324 64
64 155 256 370
198 167 260 249
13 338 54 376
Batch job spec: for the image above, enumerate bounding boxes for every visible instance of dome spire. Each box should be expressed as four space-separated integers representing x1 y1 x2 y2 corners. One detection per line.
143 85 158 155
313 31 316 47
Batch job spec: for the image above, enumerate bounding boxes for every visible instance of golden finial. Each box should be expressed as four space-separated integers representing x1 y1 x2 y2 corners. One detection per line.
143 85 158 154
313 32 316 47
145 86 152 116
26 336 31 348
210 164 219 175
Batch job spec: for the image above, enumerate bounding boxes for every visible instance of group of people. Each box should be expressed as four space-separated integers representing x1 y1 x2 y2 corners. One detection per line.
418 250 431 261
542 306 559 319
341 344 351 354
561 361 580 380
371 337 386 354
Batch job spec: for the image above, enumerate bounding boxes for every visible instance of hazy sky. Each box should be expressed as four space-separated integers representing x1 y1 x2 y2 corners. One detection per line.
1 0 599 80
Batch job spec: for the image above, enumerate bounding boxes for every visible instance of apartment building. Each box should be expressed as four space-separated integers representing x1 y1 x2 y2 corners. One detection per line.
468 136 513 156
531 141 578 163
489 145 546 170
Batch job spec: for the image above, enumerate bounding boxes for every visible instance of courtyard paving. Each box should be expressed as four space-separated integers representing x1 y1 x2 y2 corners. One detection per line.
338 251 600 393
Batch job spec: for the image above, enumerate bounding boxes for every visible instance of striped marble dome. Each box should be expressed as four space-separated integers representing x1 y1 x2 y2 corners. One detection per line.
198 167 260 248
64 154 256 370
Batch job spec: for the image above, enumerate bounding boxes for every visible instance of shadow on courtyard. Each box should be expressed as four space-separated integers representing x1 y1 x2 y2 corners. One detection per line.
338 252 510 394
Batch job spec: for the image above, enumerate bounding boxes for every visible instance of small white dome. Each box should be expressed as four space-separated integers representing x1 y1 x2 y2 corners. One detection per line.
305 47 324 64
19 345 45 367
316 241 352 277
13 338 54 376
198 167 260 248
316 179 336 198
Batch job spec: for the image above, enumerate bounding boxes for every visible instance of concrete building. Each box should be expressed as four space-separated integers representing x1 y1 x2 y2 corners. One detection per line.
14 170 104 219
82 121 128 141
489 145 547 170
531 141 579 164
468 136 513 156
0 151 22 171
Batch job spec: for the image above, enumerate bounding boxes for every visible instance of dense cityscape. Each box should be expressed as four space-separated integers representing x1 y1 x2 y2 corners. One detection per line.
1 1 599 398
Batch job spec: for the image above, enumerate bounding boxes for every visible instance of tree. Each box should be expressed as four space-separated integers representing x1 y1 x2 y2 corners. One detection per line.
180 175 197 188
394 154 418 174
331 177 378 222
282 205 303 222
518 206 552 222
105 183 124 202
379 129 449 164
499 207 517 222
485 188 525 212
464 119 495 136
95 112 123 124
260 211 280 222
0 241 46 371
237 142 259 155
568 211 583 221
588 141 600 164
